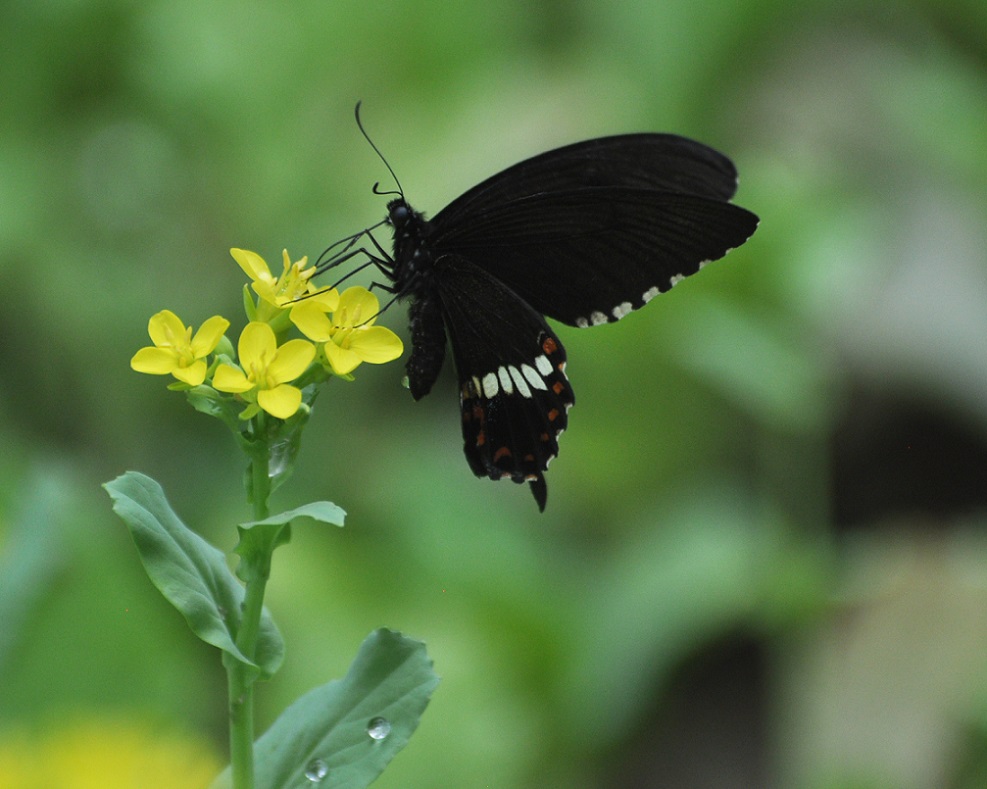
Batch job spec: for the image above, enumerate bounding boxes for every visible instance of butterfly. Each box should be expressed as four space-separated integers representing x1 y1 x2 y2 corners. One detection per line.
324 111 758 511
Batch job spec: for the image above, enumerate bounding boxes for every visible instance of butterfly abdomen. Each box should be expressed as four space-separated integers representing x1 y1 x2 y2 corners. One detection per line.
386 198 449 401
405 293 446 400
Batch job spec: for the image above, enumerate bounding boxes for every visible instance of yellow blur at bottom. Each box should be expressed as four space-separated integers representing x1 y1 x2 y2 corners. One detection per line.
0 716 221 789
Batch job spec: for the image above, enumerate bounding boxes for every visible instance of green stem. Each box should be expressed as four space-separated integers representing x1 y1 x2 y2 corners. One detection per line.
227 658 256 789
228 421 274 789
228 569 269 789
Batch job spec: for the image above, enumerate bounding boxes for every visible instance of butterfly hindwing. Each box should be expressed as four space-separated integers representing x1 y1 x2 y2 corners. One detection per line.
430 255 573 511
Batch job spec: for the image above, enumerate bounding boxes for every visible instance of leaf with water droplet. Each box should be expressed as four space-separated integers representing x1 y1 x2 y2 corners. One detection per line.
209 628 439 789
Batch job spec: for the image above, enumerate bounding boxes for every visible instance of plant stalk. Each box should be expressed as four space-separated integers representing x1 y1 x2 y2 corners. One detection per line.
228 423 274 789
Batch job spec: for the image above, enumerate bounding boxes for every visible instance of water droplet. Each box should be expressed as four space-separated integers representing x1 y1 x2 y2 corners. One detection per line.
304 758 328 783
268 439 292 478
367 716 391 741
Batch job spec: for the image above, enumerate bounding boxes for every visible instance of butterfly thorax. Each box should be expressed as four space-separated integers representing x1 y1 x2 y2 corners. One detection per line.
387 198 435 297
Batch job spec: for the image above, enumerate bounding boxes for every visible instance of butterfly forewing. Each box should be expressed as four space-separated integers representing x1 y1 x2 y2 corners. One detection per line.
430 255 573 511
431 188 758 327
432 134 742 232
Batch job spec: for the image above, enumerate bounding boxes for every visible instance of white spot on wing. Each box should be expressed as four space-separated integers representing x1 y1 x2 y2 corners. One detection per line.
590 311 608 326
509 366 532 398
669 273 685 287
612 301 633 320
534 354 553 376
521 363 547 390
642 286 660 303
497 366 513 394
482 372 498 398
575 317 589 328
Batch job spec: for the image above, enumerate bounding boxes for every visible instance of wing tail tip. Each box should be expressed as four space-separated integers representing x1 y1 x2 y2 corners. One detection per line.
529 475 547 512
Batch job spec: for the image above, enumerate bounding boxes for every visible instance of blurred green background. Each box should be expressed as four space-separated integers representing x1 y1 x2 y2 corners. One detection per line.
2 0 986 787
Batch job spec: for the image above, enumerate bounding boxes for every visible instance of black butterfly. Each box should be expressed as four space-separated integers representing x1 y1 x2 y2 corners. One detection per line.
325 117 758 511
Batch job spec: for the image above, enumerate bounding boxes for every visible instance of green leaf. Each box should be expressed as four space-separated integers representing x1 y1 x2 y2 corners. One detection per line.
245 501 346 530
104 471 284 679
211 628 440 789
243 283 258 321
185 385 243 432
235 502 345 584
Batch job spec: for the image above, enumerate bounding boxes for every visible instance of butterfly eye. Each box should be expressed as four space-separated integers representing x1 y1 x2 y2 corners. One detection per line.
388 202 410 225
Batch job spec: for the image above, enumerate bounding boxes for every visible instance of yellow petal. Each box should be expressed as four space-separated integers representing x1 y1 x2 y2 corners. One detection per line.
131 347 179 374
307 288 340 311
323 340 362 375
147 310 188 348
267 339 315 383
335 287 379 328
289 302 333 342
252 280 281 307
213 364 254 393
237 322 277 369
258 384 303 419
189 316 230 357
171 360 208 386
230 248 272 282
348 326 404 363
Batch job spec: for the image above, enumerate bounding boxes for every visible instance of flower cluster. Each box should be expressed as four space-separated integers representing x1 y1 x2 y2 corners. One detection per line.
131 249 403 421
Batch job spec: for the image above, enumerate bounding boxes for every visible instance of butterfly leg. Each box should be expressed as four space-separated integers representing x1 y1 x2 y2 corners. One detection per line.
315 218 390 271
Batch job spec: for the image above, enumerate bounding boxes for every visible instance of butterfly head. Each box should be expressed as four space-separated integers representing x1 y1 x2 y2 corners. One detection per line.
386 198 412 228
387 198 435 293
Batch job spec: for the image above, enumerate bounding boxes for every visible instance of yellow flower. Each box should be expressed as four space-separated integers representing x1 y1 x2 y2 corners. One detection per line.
130 310 229 386
213 322 315 419
232 248 336 321
290 286 403 375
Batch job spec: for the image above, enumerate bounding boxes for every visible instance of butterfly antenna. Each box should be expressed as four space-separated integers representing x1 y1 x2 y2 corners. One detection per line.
355 101 404 198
